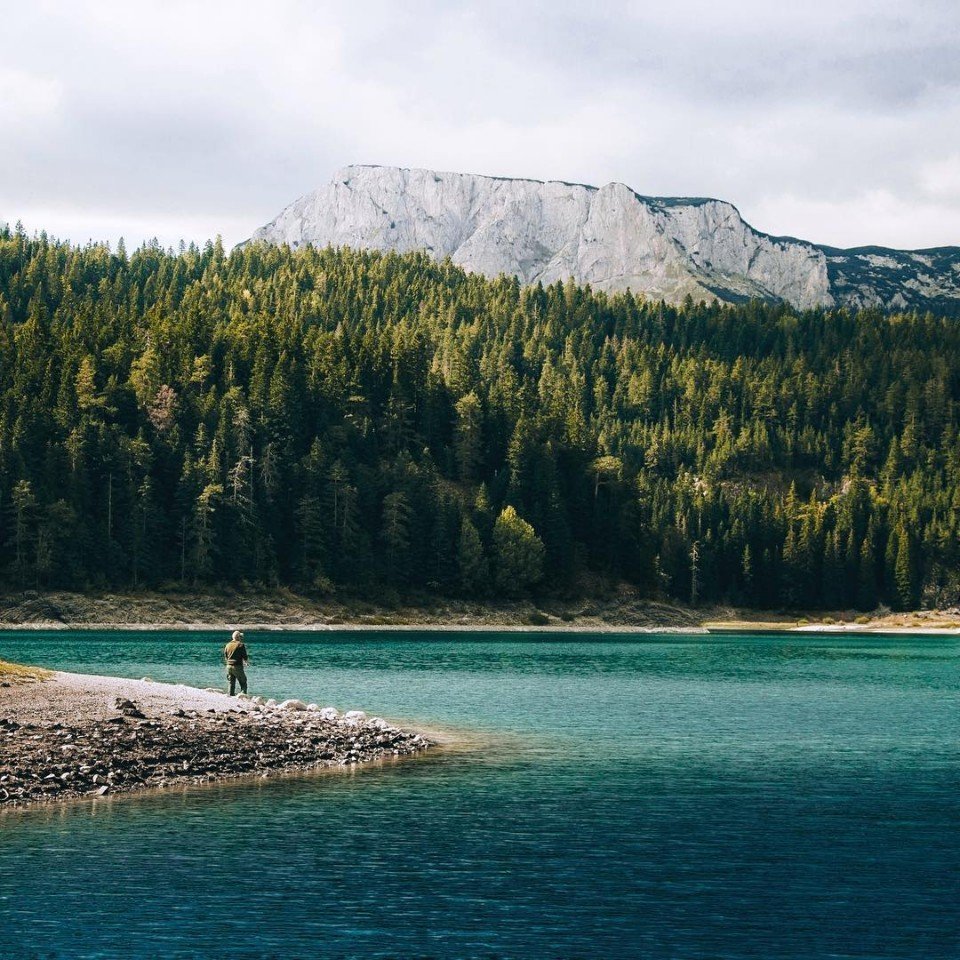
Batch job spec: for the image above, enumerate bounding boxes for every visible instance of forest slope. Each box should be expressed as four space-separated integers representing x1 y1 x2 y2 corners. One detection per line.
1 227 959 611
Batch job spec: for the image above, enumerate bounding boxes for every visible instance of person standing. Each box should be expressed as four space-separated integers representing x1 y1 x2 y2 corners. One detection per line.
223 629 250 696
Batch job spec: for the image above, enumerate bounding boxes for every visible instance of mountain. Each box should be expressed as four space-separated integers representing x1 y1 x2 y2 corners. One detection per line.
251 164 960 312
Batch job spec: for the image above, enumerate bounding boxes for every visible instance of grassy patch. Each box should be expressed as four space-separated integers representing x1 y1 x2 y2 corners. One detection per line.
0 659 52 683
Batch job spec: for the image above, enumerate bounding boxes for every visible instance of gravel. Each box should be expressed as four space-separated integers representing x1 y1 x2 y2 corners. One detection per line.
0 672 431 806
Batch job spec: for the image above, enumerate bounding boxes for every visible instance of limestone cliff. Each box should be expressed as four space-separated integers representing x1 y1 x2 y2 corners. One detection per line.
251 165 960 311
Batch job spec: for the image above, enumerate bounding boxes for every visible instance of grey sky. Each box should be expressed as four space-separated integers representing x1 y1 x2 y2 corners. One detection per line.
2 0 959 250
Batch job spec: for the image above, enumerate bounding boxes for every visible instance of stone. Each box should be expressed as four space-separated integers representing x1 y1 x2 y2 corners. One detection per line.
343 710 367 724
265 699 277 708
250 164 960 312
306 704 319 711
319 707 339 720
2 689 431 808
278 699 307 711
111 695 146 718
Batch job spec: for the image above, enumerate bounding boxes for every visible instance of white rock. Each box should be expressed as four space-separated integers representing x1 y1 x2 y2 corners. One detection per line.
140 677 153 682
343 710 367 724
265 698 277 708
278 699 308 711
306 703 319 711
368 717 391 730
319 707 339 720
251 165 960 311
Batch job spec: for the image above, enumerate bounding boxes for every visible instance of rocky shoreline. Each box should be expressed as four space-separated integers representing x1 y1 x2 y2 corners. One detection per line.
0 588 707 631
0 672 431 807
3 589 957 634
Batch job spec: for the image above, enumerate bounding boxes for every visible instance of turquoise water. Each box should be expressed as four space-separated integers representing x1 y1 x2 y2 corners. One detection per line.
1 631 958 959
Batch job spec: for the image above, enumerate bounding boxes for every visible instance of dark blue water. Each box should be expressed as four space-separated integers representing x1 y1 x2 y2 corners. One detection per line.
1 631 958 959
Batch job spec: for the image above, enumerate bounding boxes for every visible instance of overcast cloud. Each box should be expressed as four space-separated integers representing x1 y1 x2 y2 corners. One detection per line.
2 0 959 250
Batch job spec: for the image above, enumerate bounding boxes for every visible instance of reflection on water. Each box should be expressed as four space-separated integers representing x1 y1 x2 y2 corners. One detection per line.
1 631 959 959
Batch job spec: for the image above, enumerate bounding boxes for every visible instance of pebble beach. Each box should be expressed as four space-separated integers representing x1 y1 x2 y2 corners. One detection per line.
0 670 431 807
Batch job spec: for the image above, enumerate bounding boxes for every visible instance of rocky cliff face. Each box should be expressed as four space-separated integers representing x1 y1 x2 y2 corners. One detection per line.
251 165 960 311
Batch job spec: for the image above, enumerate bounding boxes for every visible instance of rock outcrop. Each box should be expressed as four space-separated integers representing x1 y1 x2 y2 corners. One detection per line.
250 165 960 312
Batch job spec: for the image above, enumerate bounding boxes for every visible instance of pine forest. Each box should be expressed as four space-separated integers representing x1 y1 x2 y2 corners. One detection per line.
2 225 959 611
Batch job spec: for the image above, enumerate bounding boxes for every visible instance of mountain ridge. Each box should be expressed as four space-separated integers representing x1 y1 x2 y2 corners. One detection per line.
250 164 960 311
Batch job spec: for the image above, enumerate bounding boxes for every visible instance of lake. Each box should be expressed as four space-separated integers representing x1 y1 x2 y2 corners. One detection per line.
1 630 958 959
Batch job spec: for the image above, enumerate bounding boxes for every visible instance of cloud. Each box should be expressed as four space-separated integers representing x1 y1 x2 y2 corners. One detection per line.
744 189 960 251
920 155 960 201
1 0 958 251
0 204 254 252
0 68 62 128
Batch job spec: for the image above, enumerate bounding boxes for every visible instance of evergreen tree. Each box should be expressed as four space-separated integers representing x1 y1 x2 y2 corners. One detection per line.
453 392 483 482
380 491 412 585
856 529 878 611
10 479 36 585
457 516 488 596
894 525 916 611
492 506 544 597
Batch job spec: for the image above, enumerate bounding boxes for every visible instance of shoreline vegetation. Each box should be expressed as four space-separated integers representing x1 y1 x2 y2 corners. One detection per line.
0 666 433 808
0 589 958 635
